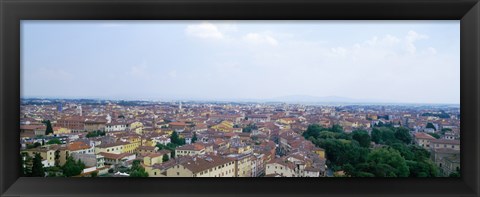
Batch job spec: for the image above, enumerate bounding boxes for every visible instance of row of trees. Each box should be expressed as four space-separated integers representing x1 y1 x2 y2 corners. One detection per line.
303 124 439 177
86 130 106 138
21 153 86 177
129 160 148 177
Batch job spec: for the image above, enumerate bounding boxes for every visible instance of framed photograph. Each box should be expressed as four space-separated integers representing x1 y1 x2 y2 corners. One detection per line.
1 0 479 196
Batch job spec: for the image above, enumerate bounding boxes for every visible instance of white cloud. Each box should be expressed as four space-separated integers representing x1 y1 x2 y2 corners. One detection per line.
243 33 279 46
185 22 224 39
405 30 429 54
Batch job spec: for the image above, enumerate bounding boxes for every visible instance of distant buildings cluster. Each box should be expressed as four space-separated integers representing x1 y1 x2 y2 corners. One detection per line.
20 99 460 177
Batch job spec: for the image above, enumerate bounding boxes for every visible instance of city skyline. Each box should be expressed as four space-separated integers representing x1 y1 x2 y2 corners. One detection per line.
21 20 460 104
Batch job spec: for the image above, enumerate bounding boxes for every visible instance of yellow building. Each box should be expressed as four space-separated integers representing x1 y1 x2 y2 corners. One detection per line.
211 121 241 133
143 150 171 166
277 118 296 125
121 136 142 153
21 146 57 167
129 122 144 135
228 154 253 177
53 127 71 135
313 147 326 159
95 141 130 154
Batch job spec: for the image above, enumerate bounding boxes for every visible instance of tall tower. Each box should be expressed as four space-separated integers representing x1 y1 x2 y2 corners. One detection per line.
152 115 157 130
77 105 82 116
179 102 182 111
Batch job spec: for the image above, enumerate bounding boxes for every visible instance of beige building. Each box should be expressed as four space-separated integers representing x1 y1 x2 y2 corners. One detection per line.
430 139 460 151
143 150 171 166
175 143 206 157
414 132 436 148
227 153 253 177
53 127 71 135
95 141 130 154
265 159 297 177
165 155 235 177
21 145 57 167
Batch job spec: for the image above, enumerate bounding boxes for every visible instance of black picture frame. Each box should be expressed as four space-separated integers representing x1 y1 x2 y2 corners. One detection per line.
1 0 479 196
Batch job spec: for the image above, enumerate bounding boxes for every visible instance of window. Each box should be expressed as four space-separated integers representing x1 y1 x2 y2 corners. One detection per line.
154 172 157 175
177 172 180 175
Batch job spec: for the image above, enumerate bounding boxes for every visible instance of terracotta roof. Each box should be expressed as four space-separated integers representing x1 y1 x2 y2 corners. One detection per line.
169 122 186 126
67 141 91 151
138 146 156 151
99 152 134 160
431 139 460 145
414 132 436 140
96 141 130 148
179 155 234 174
20 124 46 130
176 143 205 151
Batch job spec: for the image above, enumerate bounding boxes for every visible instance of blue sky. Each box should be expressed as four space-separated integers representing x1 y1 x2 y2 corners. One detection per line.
21 20 460 104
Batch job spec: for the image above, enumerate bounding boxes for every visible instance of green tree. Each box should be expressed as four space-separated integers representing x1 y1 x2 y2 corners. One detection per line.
20 154 25 176
371 127 398 145
449 169 460 177
406 160 438 177
352 130 371 148
129 160 148 177
22 153 33 176
156 143 177 158
47 138 62 145
394 127 412 144
426 123 436 131
366 148 409 177
170 131 185 145
162 154 169 162
31 153 45 177
42 120 54 135
302 124 324 139
440 128 452 135
91 171 98 177
62 156 85 177
191 132 198 143
330 124 344 133
371 128 382 144
429 133 441 139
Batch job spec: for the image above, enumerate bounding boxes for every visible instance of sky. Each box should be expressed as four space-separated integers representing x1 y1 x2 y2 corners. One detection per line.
21 20 460 104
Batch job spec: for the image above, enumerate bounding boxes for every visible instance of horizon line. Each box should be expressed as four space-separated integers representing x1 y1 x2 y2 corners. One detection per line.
20 96 460 106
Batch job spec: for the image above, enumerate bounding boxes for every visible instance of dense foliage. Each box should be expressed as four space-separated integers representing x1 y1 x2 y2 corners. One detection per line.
242 123 258 133
191 132 198 143
86 130 106 138
42 120 54 135
62 156 86 177
303 124 439 177
170 131 186 146
46 138 62 145
421 112 450 119
156 143 178 158
31 153 45 177
129 160 149 177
